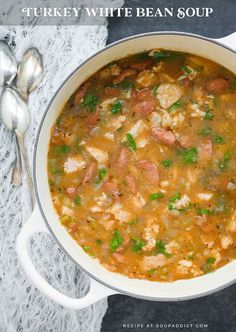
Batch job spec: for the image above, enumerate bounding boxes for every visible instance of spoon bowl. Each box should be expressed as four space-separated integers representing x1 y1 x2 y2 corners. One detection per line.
0 87 30 134
0 41 17 86
16 48 43 100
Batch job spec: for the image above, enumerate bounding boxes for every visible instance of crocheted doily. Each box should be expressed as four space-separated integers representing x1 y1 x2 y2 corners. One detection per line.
0 1 123 331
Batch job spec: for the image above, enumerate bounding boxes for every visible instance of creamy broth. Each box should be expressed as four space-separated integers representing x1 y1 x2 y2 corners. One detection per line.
48 50 236 281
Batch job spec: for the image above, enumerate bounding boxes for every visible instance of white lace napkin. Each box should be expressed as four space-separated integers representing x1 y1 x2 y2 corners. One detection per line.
0 1 124 331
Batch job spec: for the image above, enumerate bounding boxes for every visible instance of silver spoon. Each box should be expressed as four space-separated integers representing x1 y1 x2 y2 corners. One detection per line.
10 48 43 185
16 47 43 101
0 87 35 210
0 41 22 185
0 40 17 86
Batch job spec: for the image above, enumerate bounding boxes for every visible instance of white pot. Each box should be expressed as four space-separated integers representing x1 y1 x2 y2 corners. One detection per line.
17 32 236 309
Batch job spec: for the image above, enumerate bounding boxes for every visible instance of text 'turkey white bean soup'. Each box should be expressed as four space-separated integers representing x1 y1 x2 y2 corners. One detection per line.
48 49 236 281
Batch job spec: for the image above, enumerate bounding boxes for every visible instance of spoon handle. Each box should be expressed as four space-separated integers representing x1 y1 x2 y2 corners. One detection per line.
11 134 23 186
16 133 35 211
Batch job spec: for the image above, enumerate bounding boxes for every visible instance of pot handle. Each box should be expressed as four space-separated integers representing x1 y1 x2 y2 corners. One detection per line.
16 205 118 310
216 32 236 50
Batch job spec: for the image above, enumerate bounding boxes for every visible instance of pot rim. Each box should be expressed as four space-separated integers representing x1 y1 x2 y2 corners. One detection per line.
34 31 236 302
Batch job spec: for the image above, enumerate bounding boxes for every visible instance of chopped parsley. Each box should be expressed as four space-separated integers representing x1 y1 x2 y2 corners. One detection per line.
204 109 214 120
156 240 171 257
161 159 173 168
125 133 137 151
181 147 198 164
213 135 225 144
218 150 232 171
132 238 145 253
119 79 134 90
55 144 71 155
82 93 99 111
168 193 181 211
180 64 192 74
147 268 157 275
168 99 182 112
96 239 102 245
152 50 178 60
74 196 82 206
169 193 181 202
83 246 90 252
111 100 122 115
110 229 123 252
149 192 165 200
198 208 210 215
128 218 139 225
95 168 107 184
207 257 216 265
199 127 212 136
50 168 63 175
152 84 160 96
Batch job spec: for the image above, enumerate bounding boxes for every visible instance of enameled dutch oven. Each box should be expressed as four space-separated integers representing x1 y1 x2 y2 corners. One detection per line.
16 32 236 309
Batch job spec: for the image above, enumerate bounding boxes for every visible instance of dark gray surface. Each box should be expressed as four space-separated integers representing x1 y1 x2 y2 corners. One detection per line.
102 1 236 331
107 0 236 43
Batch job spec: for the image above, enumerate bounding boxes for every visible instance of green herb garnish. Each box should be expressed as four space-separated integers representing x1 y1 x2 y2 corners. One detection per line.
152 50 177 60
55 144 71 155
95 168 107 184
180 64 192 74
125 133 137 151
128 218 139 225
50 168 64 175
161 159 173 168
198 208 210 215
156 240 171 257
132 238 145 253
83 246 90 252
82 93 99 111
169 193 181 202
218 150 232 171
147 268 157 275
74 196 82 206
213 135 225 144
152 84 160 96
204 109 214 120
168 99 182 112
181 147 198 164
199 127 212 136
119 79 134 90
111 100 122 115
110 229 123 252
96 239 102 245
149 192 165 200
168 193 181 211
207 257 216 265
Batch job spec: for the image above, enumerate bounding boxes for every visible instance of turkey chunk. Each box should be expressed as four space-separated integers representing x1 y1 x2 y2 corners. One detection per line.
106 203 132 223
127 119 148 139
86 147 108 165
142 254 167 270
220 235 233 249
136 70 156 87
143 219 159 251
156 83 183 109
227 211 236 233
63 156 86 174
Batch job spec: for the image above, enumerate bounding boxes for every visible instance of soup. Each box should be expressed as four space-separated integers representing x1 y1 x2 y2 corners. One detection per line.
48 49 236 281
